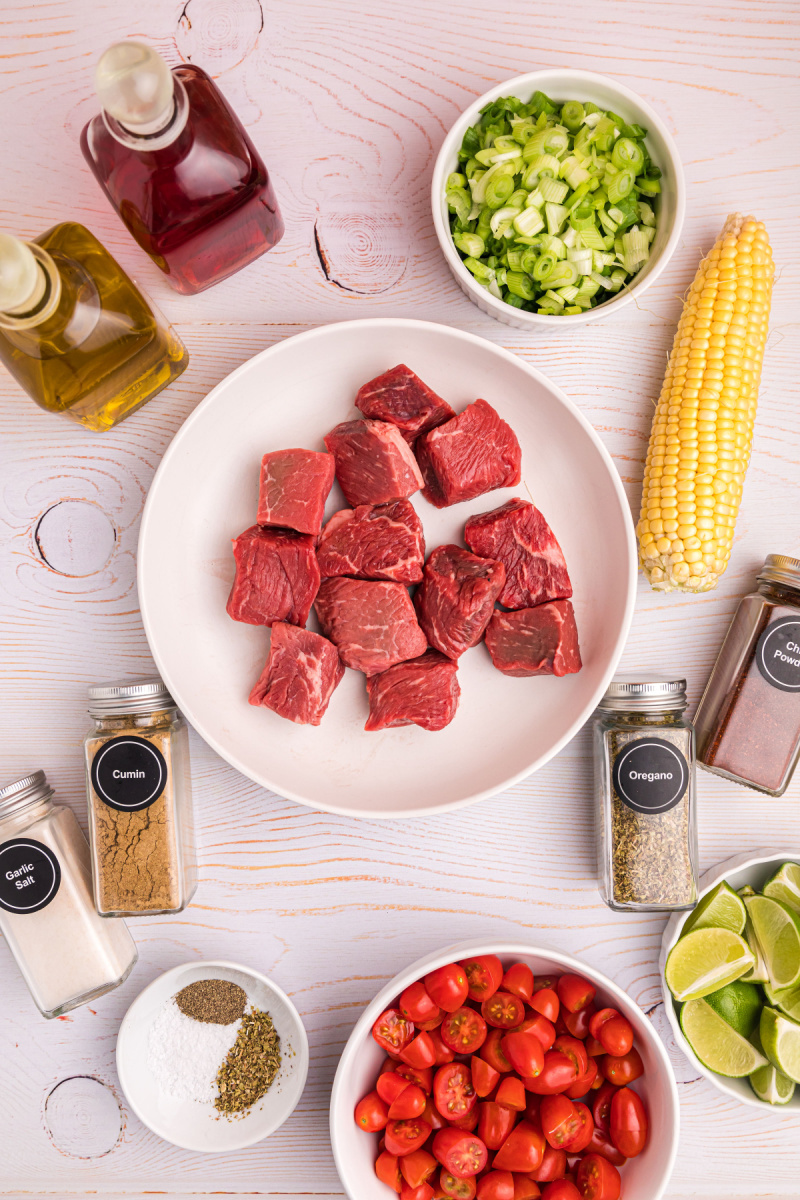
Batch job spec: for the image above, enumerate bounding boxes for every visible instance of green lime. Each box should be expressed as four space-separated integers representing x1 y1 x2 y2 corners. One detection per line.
739 885 757 898
746 895 800 989
740 904 770 984
680 998 768 1077
760 1006 800 1083
682 881 747 937
666 928 754 1002
763 862 800 915
764 980 800 1023
749 1061 796 1105
705 980 763 1038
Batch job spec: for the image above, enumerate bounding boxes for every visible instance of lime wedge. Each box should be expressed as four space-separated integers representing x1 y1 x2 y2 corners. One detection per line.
746 895 800 989
764 980 800 1023
705 980 763 1038
681 998 768 1077
666 928 755 1002
740 900 770 983
682 881 747 937
763 862 800 915
760 1006 800 1083
749 1061 796 1104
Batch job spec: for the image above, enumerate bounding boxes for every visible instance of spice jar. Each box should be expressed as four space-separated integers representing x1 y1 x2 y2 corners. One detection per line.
84 678 197 916
594 677 698 912
695 555 800 795
0 771 137 1018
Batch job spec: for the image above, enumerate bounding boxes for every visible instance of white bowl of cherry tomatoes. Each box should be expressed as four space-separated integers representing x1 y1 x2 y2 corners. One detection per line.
330 941 678 1200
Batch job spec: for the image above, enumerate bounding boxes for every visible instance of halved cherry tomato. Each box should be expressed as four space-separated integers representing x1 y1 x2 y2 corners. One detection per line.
401 1183 435 1200
477 1170 515 1200
609 1088 647 1158
398 1063 434 1094
385 1118 433 1157
356 1089 389 1131
586 1127 626 1168
424 1098 447 1131
502 1032 544 1079
552 1037 588 1081
442 1007 488 1055
402 1032 437 1069
461 956 505 1002
556 976 596 1014
481 1028 513 1073
418 1013 446 1032
435 1063 477 1120
441 1169 478 1200
429 1028 456 1065
585 1036 605 1058
477 1101 516 1150
541 1184 580 1200
432 1129 489 1178
561 1006 591 1040
575 1154 620 1200
561 1103 593 1153
482 993 526 1030
380 1072 417 1105
522 1051 577 1095
376 1150 403 1192
426 965 469 1013
402 981 443 1025
517 1015 556 1052
565 1057 598 1100
472 1055 501 1098
401 1150 439 1188
512 1174 541 1200
493 1121 546 1173
540 1096 580 1149
496 1076 526 1110
591 1083 617 1133
530 1144 566 1183
531 989 559 1023
588 1010 633 1058
601 1048 643 1087
374 1008 416 1054
502 964 534 1003
449 1108 480 1132
534 977 559 993
390 1083 427 1120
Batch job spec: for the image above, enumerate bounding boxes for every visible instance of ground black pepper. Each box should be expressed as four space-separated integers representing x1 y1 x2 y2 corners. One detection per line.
175 979 247 1025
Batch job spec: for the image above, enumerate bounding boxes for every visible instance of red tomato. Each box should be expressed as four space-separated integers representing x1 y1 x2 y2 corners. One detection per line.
376 1150 403 1192
524 1094 541 1126
401 1184 435 1200
588 1010 633 1058
534 977 559 993
565 1058 598 1100
424 1099 447 1131
523 1051 577 1095
495 1076 526 1111
502 964 535 1003
472 1055 501 1098
561 1007 591 1040
432 1129 489 1178
402 981 443 1025
477 1170 515 1200
591 1083 616 1133
481 1028 513 1073
356 1090 389 1131
482 993 527 1030
461 956 505 1002
374 1008 416 1054
512 1174 542 1200
601 1048 643 1087
493 1122 546 1173
531 989 559 1023
552 1038 588 1081
442 1007 488 1055
398 1064 434 1094
429 1028 456 1065
530 1144 567 1183
586 1127 626 1167
402 1032 437 1069
441 1169 478 1199
390 1084 428 1120
502 1032 544 1079
575 1154 621 1200
540 1096 580 1149
435 1063 477 1120
401 1150 439 1188
418 1014 446 1032
609 1088 647 1158
517 1015 556 1052
584 1036 605 1058
477 1101 516 1150
556 976 596 1015
380 1072 417 1105
426 965 470 1013
449 1108 480 1132
385 1118 433 1157
541 1182 581 1200
561 1103 593 1153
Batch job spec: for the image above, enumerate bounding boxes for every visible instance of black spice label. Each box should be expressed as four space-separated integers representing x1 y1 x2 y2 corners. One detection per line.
0 838 61 914
91 735 167 812
612 737 689 814
756 616 800 693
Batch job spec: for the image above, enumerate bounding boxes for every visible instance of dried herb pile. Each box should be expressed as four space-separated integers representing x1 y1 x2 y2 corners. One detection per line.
215 1008 281 1115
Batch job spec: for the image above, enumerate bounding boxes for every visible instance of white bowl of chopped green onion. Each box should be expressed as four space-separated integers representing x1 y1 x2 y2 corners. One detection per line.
432 68 685 327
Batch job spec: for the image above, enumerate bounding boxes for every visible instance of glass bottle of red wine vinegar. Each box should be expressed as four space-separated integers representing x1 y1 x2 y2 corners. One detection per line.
81 42 285 295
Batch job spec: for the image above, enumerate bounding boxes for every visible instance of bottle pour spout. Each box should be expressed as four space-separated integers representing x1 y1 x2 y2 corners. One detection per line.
95 42 175 136
0 234 46 315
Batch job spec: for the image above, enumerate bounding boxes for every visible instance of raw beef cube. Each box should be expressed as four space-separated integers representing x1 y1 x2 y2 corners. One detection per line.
324 419 424 506
257 448 335 536
365 650 460 732
316 499 425 583
249 622 344 725
355 364 456 443
484 601 582 678
464 498 573 609
314 577 427 676
414 544 506 660
415 398 522 508
226 526 320 627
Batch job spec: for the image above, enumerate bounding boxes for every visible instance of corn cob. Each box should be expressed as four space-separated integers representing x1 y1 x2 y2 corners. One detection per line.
637 213 774 592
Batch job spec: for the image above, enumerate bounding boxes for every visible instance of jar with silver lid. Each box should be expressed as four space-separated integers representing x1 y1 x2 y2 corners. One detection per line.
84 676 197 916
594 676 698 913
0 770 137 1018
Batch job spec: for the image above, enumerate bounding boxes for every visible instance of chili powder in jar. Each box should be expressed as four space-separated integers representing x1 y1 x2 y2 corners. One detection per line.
695 554 800 796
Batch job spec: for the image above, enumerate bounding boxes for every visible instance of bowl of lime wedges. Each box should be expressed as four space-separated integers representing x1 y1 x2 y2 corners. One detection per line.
660 852 800 1110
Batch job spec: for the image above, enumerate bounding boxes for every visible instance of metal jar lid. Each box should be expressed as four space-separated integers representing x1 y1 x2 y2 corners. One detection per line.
758 554 800 591
597 676 688 712
0 770 54 818
88 676 176 716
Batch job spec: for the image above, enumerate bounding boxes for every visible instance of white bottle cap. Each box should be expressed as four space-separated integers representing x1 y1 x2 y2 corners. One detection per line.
95 42 175 135
0 234 42 314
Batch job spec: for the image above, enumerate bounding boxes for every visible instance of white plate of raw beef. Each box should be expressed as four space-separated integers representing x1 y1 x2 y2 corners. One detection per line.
138 319 636 818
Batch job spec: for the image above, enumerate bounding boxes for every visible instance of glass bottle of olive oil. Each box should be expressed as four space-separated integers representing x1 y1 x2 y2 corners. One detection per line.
0 223 188 431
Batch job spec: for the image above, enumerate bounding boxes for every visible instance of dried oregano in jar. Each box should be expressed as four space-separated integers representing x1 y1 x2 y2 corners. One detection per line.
593 678 698 912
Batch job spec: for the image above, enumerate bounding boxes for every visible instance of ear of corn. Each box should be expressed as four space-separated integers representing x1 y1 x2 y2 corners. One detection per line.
637 213 774 592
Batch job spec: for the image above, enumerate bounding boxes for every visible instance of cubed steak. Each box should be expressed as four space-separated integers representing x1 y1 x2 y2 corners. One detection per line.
249 622 344 725
257 448 335 536
485 601 582 678
365 650 460 732
464 498 573 609
415 398 522 508
226 526 320 627
314 577 427 676
414 544 506 660
355 364 456 443
324 419 424 506
316 499 425 584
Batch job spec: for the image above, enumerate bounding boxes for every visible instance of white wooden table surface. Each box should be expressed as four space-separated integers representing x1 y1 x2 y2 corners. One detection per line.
1 1 799 1196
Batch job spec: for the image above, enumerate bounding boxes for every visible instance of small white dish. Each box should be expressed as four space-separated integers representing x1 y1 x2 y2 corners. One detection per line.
331 938 680 1200
116 959 309 1152
431 68 686 330
660 851 800 1110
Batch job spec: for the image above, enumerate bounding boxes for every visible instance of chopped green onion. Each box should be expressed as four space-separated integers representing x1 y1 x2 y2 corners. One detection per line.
560 100 585 131
538 234 566 259
525 187 546 209
637 176 662 195
506 271 536 300
532 90 557 115
532 252 557 281
567 247 593 275
490 205 522 236
545 202 569 234
539 176 569 205
513 207 545 237
638 200 656 227
621 227 649 273
463 257 494 284
579 227 606 251
620 122 647 140
454 232 485 258
607 169 635 203
544 289 566 308
485 174 515 209
557 284 579 302
611 138 645 174
446 187 472 224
